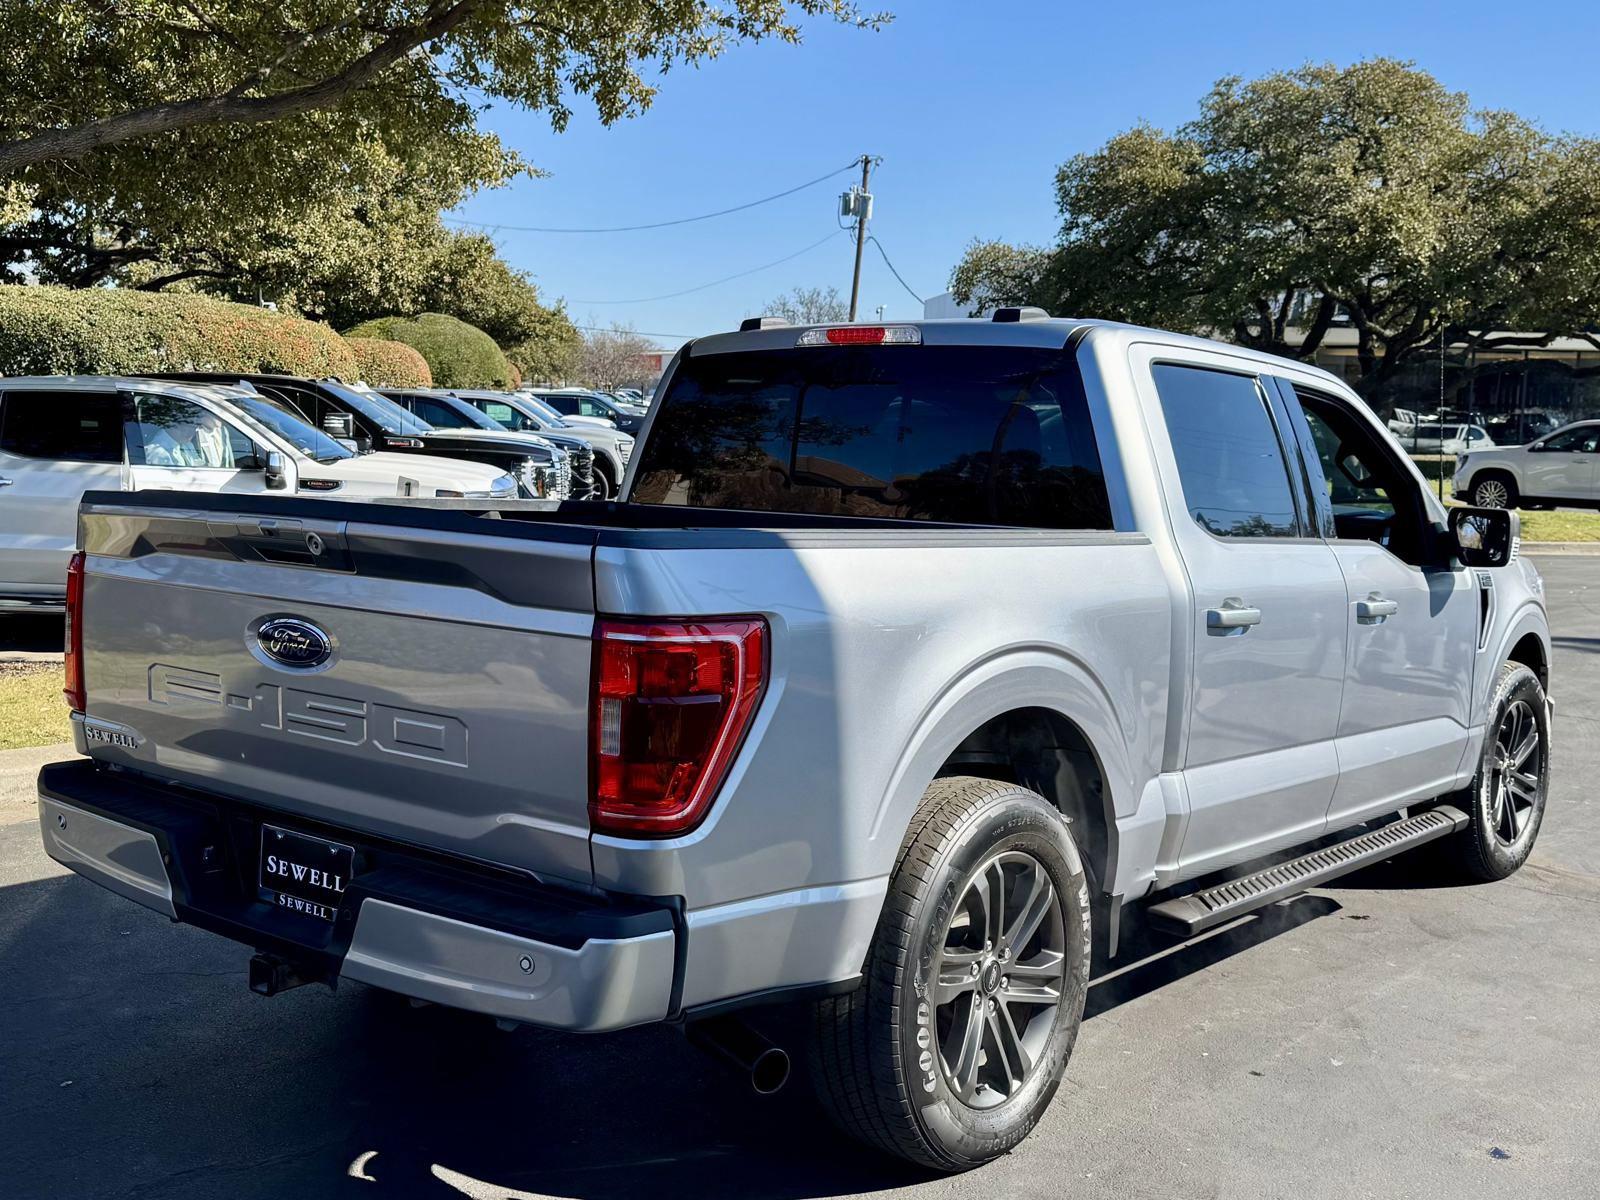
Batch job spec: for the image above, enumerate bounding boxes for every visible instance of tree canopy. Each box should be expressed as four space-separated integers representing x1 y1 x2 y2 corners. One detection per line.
951 59 1600 381
0 2 876 174
1 1 875 327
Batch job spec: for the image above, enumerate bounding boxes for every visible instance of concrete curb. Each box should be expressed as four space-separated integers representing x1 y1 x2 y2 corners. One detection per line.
1 741 76 775
0 741 76 823
1524 542 1600 556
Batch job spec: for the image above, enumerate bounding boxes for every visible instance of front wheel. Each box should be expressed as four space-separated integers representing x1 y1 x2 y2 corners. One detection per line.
1437 661 1550 881
1471 472 1518 509
810 777 1090 1171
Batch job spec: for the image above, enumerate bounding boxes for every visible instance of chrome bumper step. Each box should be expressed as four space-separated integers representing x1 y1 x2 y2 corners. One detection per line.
1147 806 1469 936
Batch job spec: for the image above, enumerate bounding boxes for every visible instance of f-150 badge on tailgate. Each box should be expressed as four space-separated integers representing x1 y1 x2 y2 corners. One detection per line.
254 616 333 669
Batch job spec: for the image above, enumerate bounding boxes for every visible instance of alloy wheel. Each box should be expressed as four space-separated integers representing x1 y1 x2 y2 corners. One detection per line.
1474 479 1510 509
1489 698 1542 846
932 850 1065 1110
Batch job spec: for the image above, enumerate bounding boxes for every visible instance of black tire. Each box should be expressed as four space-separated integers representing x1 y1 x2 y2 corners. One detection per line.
1438 661 1550 882
593 461 617 501
1470 472 1518 510
810 776 1091 1172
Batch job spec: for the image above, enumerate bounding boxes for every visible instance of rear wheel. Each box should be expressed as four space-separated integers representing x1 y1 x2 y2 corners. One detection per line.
1471 472 1518 509
810 776 1090 1171
1438 661 1550 881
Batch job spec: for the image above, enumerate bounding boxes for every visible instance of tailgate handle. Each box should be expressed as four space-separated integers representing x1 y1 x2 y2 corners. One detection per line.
207 517 353 571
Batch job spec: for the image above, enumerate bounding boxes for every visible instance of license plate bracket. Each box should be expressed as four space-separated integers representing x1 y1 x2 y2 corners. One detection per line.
259 824 354 922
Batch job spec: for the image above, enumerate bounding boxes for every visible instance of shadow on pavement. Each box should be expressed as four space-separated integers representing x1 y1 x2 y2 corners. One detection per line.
0 869 1342 1200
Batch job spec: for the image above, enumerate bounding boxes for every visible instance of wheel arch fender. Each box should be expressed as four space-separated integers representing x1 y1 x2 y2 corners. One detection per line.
1469 462 1523 495
1494 603 1551 696
864 646 1135 885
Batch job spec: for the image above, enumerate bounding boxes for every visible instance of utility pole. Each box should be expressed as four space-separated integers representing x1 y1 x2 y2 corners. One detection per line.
846 154 875 322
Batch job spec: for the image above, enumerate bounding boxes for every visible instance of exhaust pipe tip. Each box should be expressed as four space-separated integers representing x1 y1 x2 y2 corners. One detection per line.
686 1015 792 1096
750 1045 791 1096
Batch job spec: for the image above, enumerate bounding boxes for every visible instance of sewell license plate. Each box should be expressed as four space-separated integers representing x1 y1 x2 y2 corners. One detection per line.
259 824 354 922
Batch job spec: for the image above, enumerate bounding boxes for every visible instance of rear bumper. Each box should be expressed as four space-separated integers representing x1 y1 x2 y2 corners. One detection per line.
36 760 675 1032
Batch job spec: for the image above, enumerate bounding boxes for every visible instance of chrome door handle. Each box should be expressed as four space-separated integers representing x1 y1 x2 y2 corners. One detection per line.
1355 593 1399 624
0 477 12 488
1206 598 1262 633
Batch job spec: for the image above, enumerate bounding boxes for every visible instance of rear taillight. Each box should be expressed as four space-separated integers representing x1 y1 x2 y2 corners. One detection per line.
590 617 768 837
63 551 85 713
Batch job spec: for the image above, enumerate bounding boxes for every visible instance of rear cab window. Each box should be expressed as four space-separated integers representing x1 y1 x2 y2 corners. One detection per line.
0 390 124 462
630 345 1113 529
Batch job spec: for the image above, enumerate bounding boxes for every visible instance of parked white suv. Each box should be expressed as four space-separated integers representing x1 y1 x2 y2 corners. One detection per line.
0 376 516 610
1454 419 1600 509
1389 420 1495 456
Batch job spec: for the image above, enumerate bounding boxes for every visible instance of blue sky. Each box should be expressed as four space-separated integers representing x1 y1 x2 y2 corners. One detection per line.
450 0 1600 350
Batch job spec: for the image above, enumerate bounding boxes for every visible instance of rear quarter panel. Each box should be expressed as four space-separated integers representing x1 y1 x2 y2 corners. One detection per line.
588 530 1172 909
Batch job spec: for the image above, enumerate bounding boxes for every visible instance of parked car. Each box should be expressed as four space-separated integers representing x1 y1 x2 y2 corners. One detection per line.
1454 419 1600 508
38 315 1548 1172
143 373 563 500
380 388 597 499
530 388 646 435
0 376 516 611
1387 421 1495 455
457 389 634 500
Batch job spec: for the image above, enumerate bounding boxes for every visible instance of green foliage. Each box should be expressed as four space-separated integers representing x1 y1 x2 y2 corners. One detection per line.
952 59 1600 380
315 228 581 383
0 284 357 377
1 2 877 297
343 337 433 388
345 313 512 389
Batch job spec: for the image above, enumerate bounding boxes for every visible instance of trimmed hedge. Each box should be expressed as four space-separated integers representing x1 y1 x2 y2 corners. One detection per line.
0 285 357 377
344 312 512 389
343 336 433 388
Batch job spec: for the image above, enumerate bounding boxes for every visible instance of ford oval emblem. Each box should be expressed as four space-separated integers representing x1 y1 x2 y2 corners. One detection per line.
256 617 333 669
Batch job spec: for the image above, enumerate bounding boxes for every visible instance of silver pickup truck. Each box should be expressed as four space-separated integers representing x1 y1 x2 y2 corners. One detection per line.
38 314 1551 1171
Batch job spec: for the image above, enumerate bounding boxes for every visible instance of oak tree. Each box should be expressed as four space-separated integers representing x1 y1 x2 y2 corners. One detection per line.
952 59 1600 381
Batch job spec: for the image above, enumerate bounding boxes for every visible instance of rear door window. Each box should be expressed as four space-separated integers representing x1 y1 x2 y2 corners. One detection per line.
1152 364 1300 538
0 390 124 462
631 345 1112 528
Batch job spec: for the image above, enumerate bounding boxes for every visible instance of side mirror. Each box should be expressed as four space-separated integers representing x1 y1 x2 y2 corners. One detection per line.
322 413 354 440
1450 506 1519 568
264 450 287 491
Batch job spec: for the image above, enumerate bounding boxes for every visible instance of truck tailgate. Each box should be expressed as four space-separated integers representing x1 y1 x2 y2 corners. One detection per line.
75 496 598 889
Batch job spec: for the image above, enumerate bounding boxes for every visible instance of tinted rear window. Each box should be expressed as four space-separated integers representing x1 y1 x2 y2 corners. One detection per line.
0 390 124 462
630 346 1112 528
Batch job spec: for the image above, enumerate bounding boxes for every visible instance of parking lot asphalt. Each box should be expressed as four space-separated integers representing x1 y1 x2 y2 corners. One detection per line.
2 558 1598 1200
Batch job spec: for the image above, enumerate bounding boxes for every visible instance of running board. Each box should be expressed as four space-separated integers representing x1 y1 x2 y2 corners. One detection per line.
1146 806 1469 937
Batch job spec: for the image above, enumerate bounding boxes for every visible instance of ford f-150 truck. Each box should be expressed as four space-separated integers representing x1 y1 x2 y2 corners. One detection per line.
38 313 1551 1171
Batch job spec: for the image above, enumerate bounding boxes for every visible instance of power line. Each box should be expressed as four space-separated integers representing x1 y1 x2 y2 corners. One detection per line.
573 323 693 339
868 235 924 305
444 160 861 235
571 230 847 305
